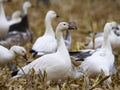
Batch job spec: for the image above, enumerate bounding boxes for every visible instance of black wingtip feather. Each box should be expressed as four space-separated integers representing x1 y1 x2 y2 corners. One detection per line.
29 49 35 53
29 49 38 58
69 51 80 56
11 70 19 77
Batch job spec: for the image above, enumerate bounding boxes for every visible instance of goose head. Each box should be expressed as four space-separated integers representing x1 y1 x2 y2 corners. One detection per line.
57 22 70 31
57 22 77 31
10 46 27 60
11 11 22 20
111 22 120 36
111 21 118 30
46 10 59 21
22 1 32 15
104 22 118 37
23 1 32 9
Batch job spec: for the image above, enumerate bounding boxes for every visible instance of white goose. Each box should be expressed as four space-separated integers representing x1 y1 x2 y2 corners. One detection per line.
0 0 21 39
0 45 27 64
88 26 120 39
79 22 117 83
12 22 83 81
30 10 59 57
0 1 33 48
86 22 120 55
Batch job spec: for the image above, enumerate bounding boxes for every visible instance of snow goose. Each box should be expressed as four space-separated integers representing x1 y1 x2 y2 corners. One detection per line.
0 45 27 64
78 22 117 83
86 23 120 40
9 1 33 39
86 22 120 55
0 0 22 39
12 22 83 81
29 10 59 57
88 25 120 39
0 1 33 48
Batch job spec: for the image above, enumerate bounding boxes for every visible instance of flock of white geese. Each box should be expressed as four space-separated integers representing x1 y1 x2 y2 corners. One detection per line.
0 0 120 85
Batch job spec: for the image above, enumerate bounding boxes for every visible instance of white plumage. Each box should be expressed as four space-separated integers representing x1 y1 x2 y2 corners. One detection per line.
12 22 83 81
86 22 120 55
80 22 117 83
0 0 21 39
0 45 26 64
30 10 58 57
0 1 33 48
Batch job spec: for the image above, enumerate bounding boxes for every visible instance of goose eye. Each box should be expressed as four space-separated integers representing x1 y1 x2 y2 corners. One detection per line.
22 51 25 53
63 24 66 25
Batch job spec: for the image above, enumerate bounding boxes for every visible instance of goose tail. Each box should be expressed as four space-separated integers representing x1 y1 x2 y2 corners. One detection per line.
29 49 38 57
11 70 19 77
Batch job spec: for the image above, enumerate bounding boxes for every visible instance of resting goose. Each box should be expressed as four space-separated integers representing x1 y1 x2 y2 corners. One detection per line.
0 1 33 48
0 0 21 39
86 22 120 55
12 22 83 81
30 10 59 57
0 45 27 64
78 22 117 83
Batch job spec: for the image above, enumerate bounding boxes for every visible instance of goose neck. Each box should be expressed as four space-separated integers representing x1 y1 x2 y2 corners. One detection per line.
56 29 69 55
0 1 6 19
44 17 54 36
22 5 28 15
9 48 16 59
102 30 112 51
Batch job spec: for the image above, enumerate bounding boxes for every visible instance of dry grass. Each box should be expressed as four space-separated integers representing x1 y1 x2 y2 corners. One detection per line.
0 0 120 89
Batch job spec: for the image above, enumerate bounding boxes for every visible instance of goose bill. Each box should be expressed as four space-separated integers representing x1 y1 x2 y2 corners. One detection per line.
23 54 28 61
68 21 77 30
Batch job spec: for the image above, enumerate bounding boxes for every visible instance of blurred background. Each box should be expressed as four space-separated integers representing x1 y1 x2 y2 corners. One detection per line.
4 0 120 51
1 0 120 89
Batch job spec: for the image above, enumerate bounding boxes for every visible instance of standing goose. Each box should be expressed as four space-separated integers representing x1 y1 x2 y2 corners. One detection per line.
9 1 32 32
0 0 21 39
87 26 120 39
86 22 120 55
0 45 27 64
0 11 22 48
0 1 33 48
12 22 83 81
30 10 59 57
78 22 117 83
